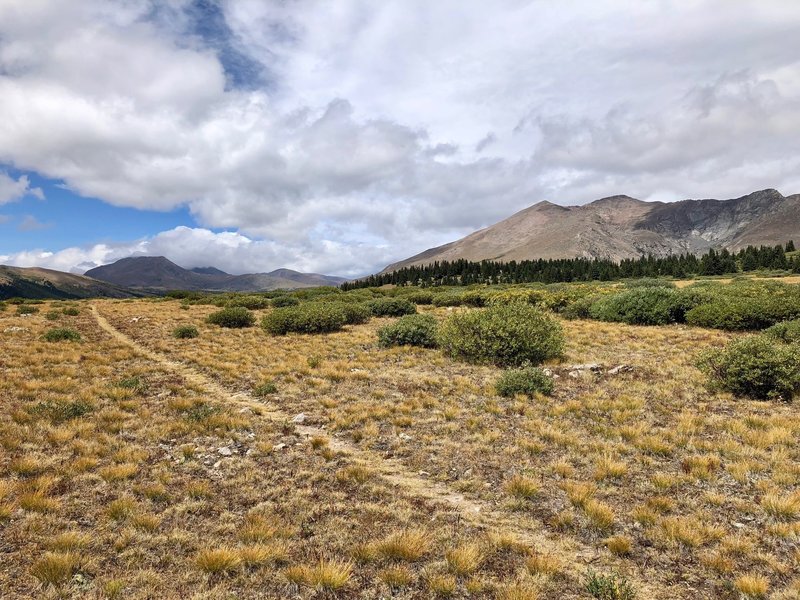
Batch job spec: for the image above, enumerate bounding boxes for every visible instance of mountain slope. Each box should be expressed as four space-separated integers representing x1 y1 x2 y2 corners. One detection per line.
384 189 800 271
0 266 142 300
85 257 347 291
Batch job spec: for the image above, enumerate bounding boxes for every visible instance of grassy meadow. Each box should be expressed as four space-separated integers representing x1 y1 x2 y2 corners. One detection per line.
1 278 799 599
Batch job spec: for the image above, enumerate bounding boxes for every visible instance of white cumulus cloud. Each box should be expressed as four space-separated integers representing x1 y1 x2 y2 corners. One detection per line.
0 0 799 273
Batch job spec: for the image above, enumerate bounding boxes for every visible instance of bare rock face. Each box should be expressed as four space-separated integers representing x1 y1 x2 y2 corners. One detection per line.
383 188 800 272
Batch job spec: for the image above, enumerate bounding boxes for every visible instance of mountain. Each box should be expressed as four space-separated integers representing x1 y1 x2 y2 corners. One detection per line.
190 266 229 276
384 189 800 272
85 257 347 291
0 265 142 300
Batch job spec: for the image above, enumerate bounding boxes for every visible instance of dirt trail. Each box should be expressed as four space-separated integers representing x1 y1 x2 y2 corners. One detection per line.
91 304 674 599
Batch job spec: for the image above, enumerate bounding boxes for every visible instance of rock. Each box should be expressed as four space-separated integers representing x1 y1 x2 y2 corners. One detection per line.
608 365 633 375
569 363 602 371
238 407 253 414
3 326 27 333
291 413 307 424
399 433 414 441
418 470 430 476
217 446 233 456
274 443 287 450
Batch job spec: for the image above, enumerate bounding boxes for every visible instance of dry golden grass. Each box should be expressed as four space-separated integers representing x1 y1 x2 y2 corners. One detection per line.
445 542 483 575
3 293 800 598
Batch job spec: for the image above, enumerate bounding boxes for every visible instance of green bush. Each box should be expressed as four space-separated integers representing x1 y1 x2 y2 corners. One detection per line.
559 295 598 320
495 367 554 397
45 310 61 321
589 288 697 326
584 570 636 600
326 302 372 325
763 319 800 344
270 295 300 308
432 293 464 307
623 278 676 289
367 297 417 317
405 291 434 305
173 325 200 339
253 381 278 396
16 304 39 315
686 296 800 330
683 280 800 331
438 304 564 367
0 302 6 312
206 307 256 328
62 306 80 316
698 336 800 401
461 290 489 307
290 287 341 300
262 303 347 335
42 328 81 342
31 399 93 424
227 295 270 310
377 314 438 348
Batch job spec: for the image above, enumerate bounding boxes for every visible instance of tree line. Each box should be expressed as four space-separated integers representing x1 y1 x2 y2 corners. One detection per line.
343 242 799 289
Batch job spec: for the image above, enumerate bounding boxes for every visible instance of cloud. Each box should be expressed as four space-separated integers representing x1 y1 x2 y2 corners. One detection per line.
1 1 800 273
0 226 393 278
0 171 44 204
17 215 52 232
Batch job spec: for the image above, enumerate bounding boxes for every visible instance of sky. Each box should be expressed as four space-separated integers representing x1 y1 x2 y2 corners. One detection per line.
1 1 800 277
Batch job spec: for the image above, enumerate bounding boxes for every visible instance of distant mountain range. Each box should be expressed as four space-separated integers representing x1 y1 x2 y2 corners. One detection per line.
0 265 141 300
84 256 347 291
384 189 800 272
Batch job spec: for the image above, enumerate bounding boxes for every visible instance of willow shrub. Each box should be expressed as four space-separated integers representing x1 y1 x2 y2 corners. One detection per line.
438 303 564 367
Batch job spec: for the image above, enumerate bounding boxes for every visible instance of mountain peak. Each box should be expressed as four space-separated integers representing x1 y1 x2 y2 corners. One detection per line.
85 256 346 291
190 266 229 276
588 194 642 206
383 188 799 271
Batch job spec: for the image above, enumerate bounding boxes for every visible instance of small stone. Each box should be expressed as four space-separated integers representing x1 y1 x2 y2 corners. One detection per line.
217 446 233 456
274 443 287 450
570 363 601 371
291 413 307 424
399 433 413 441
608 365 633 375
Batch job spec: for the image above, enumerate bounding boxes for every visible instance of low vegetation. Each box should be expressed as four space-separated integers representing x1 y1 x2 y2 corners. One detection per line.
495 366 554 397
206 306 256 328
377 314 438 348
3 273 800 598
438 303 564 366
172 324 200 339
262 303 347 335
367 297 417 317
699 335 800 401
41 327 81 342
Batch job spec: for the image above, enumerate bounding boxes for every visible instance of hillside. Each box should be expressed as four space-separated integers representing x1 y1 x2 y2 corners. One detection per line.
85 256 347 291
0 265 141 300
384 189 800 272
